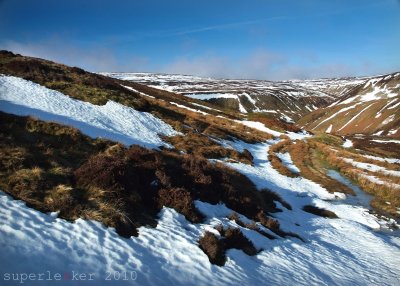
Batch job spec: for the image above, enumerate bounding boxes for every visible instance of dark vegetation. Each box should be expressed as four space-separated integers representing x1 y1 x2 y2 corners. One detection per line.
0 112 291 239
302 205 338 219
199 226 258 266
351 136 400 159
0 50 274 146
164 132 253 165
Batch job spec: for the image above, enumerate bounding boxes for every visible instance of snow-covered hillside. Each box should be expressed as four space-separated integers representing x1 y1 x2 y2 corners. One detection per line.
299 73 400 137
103 72 340 123
0 75 178 147
1 140 400 285
1 71 400 286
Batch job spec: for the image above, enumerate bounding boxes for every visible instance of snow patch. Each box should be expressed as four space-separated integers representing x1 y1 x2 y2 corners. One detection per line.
0 75 178 148
342 139 353 148
326 124 333 133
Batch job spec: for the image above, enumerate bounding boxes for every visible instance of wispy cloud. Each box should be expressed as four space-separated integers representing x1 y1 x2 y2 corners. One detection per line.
0 38 149 72
165 16 286 37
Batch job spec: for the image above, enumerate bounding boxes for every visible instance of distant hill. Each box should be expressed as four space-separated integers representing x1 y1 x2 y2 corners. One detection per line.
298 72 400 138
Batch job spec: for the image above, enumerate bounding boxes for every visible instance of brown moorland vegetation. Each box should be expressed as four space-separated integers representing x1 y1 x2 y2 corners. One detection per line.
0 112 295 239
302 205 338 219
351 136 400 159
248 113 301 133
268 139 299 178
0 50 275 145
164 132 253 164
199 225 259 266
288 140 355 195
315 142 400 217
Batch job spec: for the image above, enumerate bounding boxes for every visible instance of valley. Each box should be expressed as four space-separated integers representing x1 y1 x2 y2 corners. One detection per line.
0 51 399 285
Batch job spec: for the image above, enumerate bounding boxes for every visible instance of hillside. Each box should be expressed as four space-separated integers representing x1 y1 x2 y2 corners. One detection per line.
103 72 367 124
1 51 400 285
298 72 400 138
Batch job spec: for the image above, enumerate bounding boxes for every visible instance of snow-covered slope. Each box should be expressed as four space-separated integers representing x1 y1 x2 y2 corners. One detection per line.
1 62 400 286
1 141 400 285
103 72 340 123
0 75 178 147
299 73 400 137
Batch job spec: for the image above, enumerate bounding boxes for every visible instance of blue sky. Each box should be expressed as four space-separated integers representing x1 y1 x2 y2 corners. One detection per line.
0 0 399 79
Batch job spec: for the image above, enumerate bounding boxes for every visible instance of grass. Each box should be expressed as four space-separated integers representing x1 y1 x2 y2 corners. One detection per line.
247 112 301 133
0 50 275 144
315 142 400 217
268 140 299 178
164 132 253 164
0 112 295 239
288 140 355 195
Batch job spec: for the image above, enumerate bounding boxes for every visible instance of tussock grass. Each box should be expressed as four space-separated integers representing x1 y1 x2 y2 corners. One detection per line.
268 140 298 178
351 136 400 159
164 132 253 164
288 140 354 195
315 142 400 217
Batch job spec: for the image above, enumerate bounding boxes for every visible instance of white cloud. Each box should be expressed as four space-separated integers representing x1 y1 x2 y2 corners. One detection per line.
162 49 386 80
0 39 149 73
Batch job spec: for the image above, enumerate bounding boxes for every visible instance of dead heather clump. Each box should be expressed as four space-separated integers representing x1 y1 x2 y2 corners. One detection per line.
227 212 277 240
199 226 258 266
164 132 253 165
1 112 293 238
302 205 338 219
268 140 298 178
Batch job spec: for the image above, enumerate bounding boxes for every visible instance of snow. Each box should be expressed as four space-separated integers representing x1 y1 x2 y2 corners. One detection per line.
342 139 353 148
372 139 400 144
387 101 400 110
191 102 221 112
235 120 311 140
326 124 333 133
375 98 398 118
382 114 395 125
2 140 400 285
240 92 257 105
276 152 300 173
326 170 372 210
359 174 400 189
313 104 361 130
185 93 238 100
279 113 294 124
341 158 400 177
238 101 247 113
169 102 208 115
362 154 400 164
121 85 155 98
337 103 374 131
373 130 384 136
2 74 400 285
0 75 178 148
